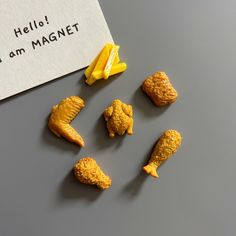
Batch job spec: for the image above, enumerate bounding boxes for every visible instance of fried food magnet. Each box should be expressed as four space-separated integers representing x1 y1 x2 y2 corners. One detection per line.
84 43 127 85
74 157 112 190
104 99 133 138
143 130 182 178
48 96 85 147
142 71 178 106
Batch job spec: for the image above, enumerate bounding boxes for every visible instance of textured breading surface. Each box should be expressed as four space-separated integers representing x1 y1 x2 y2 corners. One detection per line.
104 99 133 138
74 157 112 190
143 130 182 178
142 72 178 106
48 96 85 147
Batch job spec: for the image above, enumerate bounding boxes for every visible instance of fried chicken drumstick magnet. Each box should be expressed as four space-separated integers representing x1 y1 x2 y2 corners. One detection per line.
143 130 182 178
74 157 112 190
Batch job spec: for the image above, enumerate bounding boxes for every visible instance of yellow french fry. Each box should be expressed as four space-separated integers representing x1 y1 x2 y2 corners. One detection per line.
103 45 120 79
114 53 120 65
92 63 127 81
110 62 127 75
84 43 124 86
85 50 119 79
84 53 100 79
92 43 113 74
85 76 96 86
85 43 113 85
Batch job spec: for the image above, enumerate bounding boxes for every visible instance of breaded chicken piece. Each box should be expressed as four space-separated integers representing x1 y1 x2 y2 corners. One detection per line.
48 96 85 147
74 157 112 190
142 72 178 106
143 130 182 178
104 99 133 138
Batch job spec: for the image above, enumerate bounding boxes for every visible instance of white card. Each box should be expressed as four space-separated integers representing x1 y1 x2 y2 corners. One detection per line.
0 0 113 100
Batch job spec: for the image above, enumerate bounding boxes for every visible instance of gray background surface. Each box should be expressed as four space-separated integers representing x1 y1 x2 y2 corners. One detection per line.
0 0 236 235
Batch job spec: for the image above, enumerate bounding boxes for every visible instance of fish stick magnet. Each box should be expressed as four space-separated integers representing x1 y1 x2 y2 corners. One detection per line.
143 130 182 178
